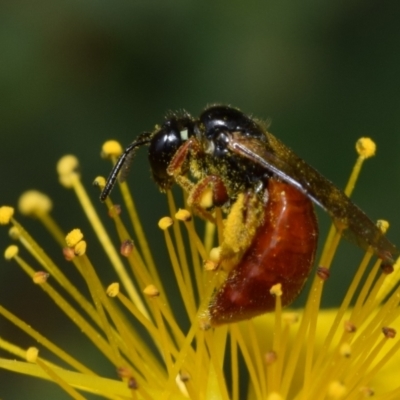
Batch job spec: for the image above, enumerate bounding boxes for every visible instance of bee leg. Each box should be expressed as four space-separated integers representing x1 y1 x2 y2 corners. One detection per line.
174 175 229 223
187 175 229 209
166 137 201 177
165 137 231 222
218 190 265 271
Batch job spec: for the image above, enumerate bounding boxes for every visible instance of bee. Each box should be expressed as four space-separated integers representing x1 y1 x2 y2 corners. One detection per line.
100 105 398 325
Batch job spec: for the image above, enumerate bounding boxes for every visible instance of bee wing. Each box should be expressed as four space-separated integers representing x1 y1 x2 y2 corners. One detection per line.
228 132 398 264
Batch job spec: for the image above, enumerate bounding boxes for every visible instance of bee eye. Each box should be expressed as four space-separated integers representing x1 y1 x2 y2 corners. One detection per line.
148 118 193 189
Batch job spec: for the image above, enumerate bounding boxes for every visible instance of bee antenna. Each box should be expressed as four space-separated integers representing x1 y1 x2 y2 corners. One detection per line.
100 132 152 201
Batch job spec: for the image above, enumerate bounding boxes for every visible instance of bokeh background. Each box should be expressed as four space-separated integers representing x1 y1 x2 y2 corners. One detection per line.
1 2 400 398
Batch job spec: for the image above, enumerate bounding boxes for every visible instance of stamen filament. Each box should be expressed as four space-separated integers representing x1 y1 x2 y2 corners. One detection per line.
14 254 117 363
70 173 148 317
230 331 239 400
162 225 196 319
271 290 283 394
167 191 192 291
0 306 94 375
230 323 263 400
35 357 87 400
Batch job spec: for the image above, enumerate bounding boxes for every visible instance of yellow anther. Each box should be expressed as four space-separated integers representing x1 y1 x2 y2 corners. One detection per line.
93 176 106 190
18 190 52 216
4 245 19 260
209 246 221 263
158 217 173 230
377 219 389 234
101 140 123 158
65 229 84 247
267 392 283 400
57 155 80 188
282 312 299 325
33 271 50 285
0 206 14 225
355 137 376 158
106 283 120 297
270 283 282 297
339 342 351 358
175 208 192 221
143 284 160 297
74 240 87 256
26 347 39 363
9 226 21 240
57 155 79 176
328 381 347 399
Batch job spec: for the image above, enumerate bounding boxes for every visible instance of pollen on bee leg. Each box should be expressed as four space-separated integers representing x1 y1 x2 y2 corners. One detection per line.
222 191 263 255
199 187 213 209
101 140 123 158
0 206 14 225
4 245 19 260
355 137 376 159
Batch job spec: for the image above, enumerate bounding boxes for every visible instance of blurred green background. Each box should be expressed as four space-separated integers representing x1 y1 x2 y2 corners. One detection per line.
1 2 400 398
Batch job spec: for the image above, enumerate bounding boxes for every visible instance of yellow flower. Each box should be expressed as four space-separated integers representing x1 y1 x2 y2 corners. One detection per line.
0 138 399 399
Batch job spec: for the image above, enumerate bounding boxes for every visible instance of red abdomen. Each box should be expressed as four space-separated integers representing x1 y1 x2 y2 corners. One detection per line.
209 179 319 325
